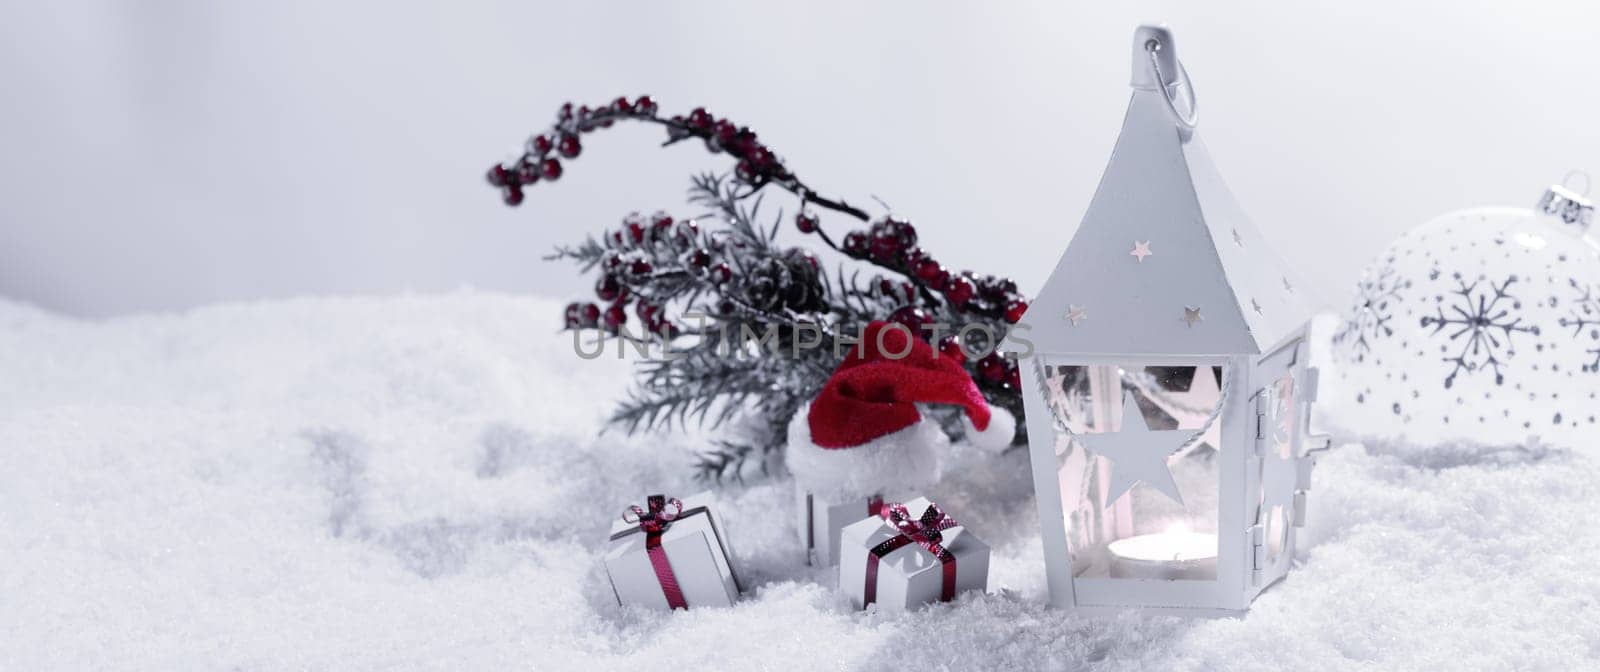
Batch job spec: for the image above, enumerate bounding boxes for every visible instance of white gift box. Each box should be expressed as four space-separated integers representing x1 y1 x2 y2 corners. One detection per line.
603 491 741 610
796 484 884 566
839 497 989 611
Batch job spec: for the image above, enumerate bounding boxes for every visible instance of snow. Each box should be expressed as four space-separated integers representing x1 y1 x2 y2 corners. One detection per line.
2 292 1597 671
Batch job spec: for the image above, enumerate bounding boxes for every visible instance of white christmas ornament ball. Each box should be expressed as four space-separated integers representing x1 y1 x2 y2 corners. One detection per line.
1328 204 1600 449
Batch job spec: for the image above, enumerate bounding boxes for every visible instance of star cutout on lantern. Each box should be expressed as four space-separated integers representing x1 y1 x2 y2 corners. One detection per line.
1130 241 1153 263
1135 366 1223 457
1066 305 1087 326
1076 392 1189 506
1182 306 1203 327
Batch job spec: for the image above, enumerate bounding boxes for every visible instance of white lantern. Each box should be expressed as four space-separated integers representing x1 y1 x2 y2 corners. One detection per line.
1009 25 1330 616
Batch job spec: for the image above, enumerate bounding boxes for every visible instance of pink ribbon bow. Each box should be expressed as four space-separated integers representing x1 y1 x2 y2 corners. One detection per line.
621 495 687 609
863 502 960 606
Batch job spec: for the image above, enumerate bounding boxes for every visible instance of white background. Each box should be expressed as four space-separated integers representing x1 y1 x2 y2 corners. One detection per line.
2 1 1596 317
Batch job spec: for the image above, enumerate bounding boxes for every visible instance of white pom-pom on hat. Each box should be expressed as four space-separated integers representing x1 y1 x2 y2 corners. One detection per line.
962 405 1016 452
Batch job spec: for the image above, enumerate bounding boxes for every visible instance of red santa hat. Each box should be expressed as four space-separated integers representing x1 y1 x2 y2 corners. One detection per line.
785 321 1016 500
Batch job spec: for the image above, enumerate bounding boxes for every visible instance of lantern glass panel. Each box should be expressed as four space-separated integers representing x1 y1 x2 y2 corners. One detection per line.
1041 363 1225 581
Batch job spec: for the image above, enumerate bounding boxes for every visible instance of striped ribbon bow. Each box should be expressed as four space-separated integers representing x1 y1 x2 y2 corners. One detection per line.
621 495 687 609
863 502 960 606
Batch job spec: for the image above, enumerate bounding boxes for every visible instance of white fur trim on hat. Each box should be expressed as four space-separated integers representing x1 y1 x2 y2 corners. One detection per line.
962 405 1016 452
785 402 947 501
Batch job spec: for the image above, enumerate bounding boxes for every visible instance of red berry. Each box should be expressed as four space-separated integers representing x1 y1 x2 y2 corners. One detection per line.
629 259 653 276
635 95 657 115
790 249 819 271
558 134 581 158
636 302 659 322
688 107 713 130
946 276 975 306
579 303 601 327
796 213 819 233
889 306 931 332
1006 364 1022 391
686 249 711 270
557 103 574 121
651 211 674 232
914 258 943 282
563 303 582 328
531 134 554 155
502 186 524 206
596 275 623 301
734 160 757 182
604 305 627 328
929 268 951 292
486 165 509 187
842 231 869 257
518 167 540 185
939 335 966 360
877 277 898 296
732 128 759 154
896 222 918 248
746 145 772 167
613 96 633 113
541 158 563 180
602 253 623 271
870 233 902 262
1005 299 1028 324
674 219 699 242
979 353 1008 383
709 263 733 285
713 120 737 143
627 221 647 245
609 230 625 247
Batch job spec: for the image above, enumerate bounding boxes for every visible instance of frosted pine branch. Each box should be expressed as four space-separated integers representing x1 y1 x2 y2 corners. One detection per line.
493 96 1033 481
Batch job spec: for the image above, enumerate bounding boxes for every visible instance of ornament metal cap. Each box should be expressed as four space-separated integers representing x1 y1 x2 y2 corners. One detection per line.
1536 171 1593 233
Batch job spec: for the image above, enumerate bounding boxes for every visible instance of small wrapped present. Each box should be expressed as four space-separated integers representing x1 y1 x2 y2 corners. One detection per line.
796 485 884 567
603 492 741 610
839 497 989 611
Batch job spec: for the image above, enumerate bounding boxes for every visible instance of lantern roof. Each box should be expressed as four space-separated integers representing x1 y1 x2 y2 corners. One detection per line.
1013 29 1313 357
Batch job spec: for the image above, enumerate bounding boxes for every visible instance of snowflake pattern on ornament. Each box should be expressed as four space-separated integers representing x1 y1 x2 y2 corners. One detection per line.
1419 274 1540 388
1558 279 1600 373
1338 207 1600 440
1333 264 1409 361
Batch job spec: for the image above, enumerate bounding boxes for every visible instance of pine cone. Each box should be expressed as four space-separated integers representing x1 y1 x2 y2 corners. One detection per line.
743 254 825 313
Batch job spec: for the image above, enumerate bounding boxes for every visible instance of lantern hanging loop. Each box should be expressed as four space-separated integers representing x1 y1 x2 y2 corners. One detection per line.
1144 38 1197 129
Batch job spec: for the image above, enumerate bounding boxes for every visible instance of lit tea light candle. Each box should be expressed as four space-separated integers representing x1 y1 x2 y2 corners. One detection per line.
1108 529 1218 580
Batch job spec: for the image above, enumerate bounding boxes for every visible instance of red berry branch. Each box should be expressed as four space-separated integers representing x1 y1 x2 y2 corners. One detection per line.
492 96 1028 482
488 95 873 222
